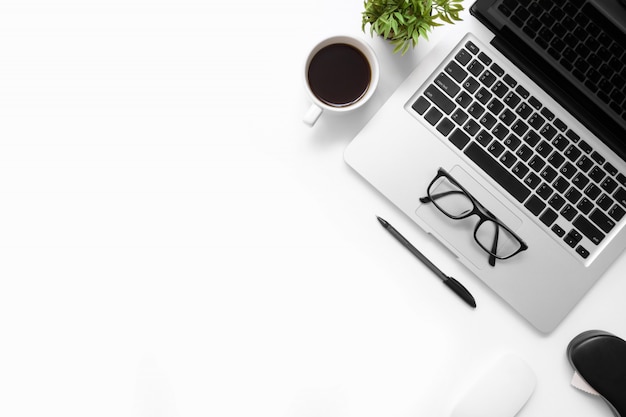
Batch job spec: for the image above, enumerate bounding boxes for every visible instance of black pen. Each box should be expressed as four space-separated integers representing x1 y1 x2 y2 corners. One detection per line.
377 216 476 308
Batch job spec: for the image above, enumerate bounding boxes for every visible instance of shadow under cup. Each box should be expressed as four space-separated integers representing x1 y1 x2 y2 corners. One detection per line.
303 36 378 126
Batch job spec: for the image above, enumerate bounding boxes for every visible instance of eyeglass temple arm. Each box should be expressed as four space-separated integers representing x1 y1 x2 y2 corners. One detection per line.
489 224 499 267
419 190 466 203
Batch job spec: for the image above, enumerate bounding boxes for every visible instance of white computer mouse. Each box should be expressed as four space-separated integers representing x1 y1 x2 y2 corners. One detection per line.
449 353 536 417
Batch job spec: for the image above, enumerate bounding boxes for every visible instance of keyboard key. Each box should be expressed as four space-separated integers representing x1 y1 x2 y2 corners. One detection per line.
576 156 594 172
553 178 570 197
540 124 557 140
566 187 583 204
609 204 626 221
455 91 473 108
528 113 545 131
465 41 479 55
525 195 546 216
540 107 555 121
492 123 509 140
552 224 566 237
500 151 517 168
463 119 481 136
564 145 582 162
503 135 521 150
561 204 577 221
455 49 472 65
564 229 583 247
579 140 593 154
513 162 530 179
573 215 605 244
541 166 558 182
499 109 517 126
512 120 529 136
464 143 531 203
515 85 530 98
604 162 618 176
589 209 615 233
503 91 521 109
537 183 554 200
449 128 470 150
524 131 541 147
549 194 566 210
540 207 558 226
468 60 484 76
547 152 566 169
554 118 567 131
425 85 456 115
576 245 590 259
528 96 542 109
490 63 505 77
613 187 626 207
437 118 455 136
468 102 485 119
577 197 594 215
597 194 614 211
572 173 590 190
452 109 469 125
516 144 533 161
487 98 505 115
435 73 461 97
584 183 601 200
478 52 492 65
492 81 509 98
463 77 480 94
552 134 569 151
589 166 607 183
503 74 517 87
488 141 505 157
476 130 493 146
479 70 496 87
529 155 546 172
565 129 580 142
475 87 492 105
412 96 431 114
560 162 577 179
445 60 468 82
516 102 533 119
536 140 553 158
425 107 443 125
590 151 606 165
524 172 542 189
601 177 618 193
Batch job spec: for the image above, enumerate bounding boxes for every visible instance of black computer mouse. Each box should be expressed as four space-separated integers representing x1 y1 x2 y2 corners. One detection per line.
567 330 626 417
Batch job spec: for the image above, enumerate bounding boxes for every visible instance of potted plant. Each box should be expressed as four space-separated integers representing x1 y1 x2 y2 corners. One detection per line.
362 0 464 55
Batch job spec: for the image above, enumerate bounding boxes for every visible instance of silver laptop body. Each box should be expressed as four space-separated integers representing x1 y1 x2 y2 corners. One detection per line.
345 1 626 333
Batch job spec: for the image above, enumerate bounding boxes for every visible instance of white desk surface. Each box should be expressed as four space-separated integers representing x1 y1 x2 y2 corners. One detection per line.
1 1 624 416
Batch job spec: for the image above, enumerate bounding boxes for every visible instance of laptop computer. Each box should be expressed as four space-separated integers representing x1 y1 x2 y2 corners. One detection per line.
344 0 626 333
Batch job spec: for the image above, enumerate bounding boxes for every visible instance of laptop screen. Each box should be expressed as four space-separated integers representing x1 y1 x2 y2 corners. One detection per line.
471 0 626 161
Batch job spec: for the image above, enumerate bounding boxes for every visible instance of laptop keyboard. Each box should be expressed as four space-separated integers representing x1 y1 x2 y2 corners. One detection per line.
410 35 626 261
498 0 626 123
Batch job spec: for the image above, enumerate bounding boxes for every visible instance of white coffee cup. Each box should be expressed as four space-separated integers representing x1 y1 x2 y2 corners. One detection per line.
303 35 379 126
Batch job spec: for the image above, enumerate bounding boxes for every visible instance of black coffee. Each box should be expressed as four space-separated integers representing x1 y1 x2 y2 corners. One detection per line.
307 43 371 107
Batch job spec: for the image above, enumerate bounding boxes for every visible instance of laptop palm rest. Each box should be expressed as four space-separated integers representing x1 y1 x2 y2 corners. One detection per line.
415 165 523 270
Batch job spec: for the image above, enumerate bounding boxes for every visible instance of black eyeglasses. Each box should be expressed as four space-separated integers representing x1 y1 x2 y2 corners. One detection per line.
420 168 528 266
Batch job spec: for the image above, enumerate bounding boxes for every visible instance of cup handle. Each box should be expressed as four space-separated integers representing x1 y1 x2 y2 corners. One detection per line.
303 103 323 126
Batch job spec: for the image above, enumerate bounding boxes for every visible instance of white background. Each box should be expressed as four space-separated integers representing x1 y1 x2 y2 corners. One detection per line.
0 1 624 416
